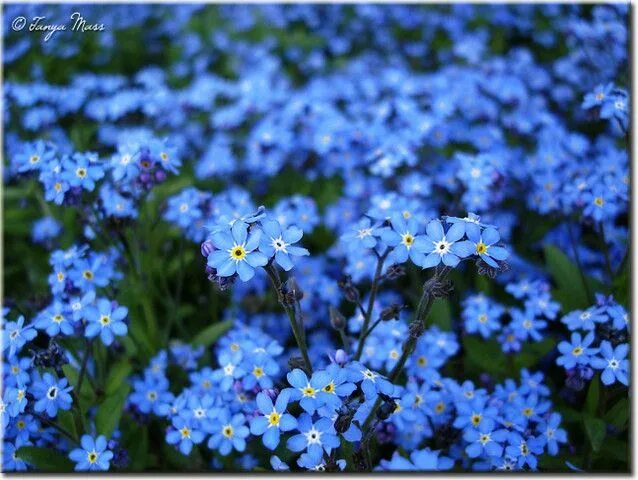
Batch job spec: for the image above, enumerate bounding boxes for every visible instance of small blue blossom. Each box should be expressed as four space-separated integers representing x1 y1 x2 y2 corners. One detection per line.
69 435 113 471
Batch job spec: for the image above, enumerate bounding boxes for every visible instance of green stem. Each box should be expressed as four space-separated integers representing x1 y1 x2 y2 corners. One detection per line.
567 222 594 304
32 413 77 443
359 268 450 445
597 222 614 285
76 338 94 399
265 266 313 373
354 248 389 360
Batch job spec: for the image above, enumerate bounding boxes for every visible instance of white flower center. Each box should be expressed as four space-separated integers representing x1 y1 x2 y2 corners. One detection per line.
271 236 288 253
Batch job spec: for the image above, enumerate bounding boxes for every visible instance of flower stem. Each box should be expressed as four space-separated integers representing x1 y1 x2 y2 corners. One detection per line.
265 266 313 373
354 248 389 360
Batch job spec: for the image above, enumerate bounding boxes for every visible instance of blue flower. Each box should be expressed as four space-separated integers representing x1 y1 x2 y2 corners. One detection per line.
166 414 205 455
286 413 340 458
285 369 332 414
340 217 382 252
582 83 614 109
455 226 508 268
129 373 174 415
378 448 454 471
249 390 297 450
556 332 597 370
31 372 73 417
561 307 607 331
417 219 469 268
380 213 428 266
207 412 250 456
590 341 629 386
536 412 567 456
345 361 394 400
270 455 290 471
61 152 104 192
34 301 75 337
207 221 268 281
464 419 509 458
69 435 113 471
258 219 309 271
3 316 37 358
505 432 543 470
84 299 128 346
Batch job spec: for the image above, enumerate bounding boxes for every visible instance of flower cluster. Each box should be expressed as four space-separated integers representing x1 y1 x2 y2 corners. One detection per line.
2 2 629 474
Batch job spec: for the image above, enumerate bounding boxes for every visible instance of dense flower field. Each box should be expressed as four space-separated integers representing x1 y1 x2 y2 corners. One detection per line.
2 3 630 473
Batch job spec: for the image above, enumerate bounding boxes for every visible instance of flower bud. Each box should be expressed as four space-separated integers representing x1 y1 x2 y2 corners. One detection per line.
201 240 214 258
380 304 403 322
334 349 348 365
338 276 360 303
329 306 346 330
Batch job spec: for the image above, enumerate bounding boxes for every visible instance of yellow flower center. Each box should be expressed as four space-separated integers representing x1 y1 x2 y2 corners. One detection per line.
596 92 605 101
53 314 64 324
389 350 399 359
17 420 25 429
476 242 488 254
572 346 583 356
522 407 534 417
302 386 316 398
253 366 264 378
414 394 423 406
478 314 488 324
99 315 111 326
230 245 247 261
76 168 87 178
594 197 604 207
401 233 414 248
322 382 335 394
222 425 234 438
54 182 62 192
180 427 191 438
83 270 94 280
471 414 482 426
417 356 427 367
202 380 211 389
435 402 445 413
160 152 169 161
30 155 40 164
267 411 280 427
87 451 98 463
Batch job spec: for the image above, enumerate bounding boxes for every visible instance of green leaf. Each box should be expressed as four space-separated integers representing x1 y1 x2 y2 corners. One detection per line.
429 299 451 330
15 446 74 472
463 336 506 377
597 437 629 463
584 375 600 416
583 416 606 452
191 319 233 348
105 360 132 395
57 409 78 441
513 337 556 370
604 398 629 431
95 383 130 438
544 245 605 311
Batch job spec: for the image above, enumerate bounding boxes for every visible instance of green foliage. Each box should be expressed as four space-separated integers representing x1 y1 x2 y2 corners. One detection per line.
95 383 131 438
543 244 606 310
583 416 606 453
191 319 234 347
15 446 75 472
